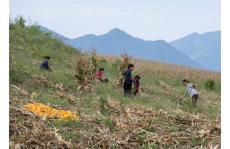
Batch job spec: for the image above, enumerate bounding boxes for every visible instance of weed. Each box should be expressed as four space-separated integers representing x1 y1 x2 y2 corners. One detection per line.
205 79 215 90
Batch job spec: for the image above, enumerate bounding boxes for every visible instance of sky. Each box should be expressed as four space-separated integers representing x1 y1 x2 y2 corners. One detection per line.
10 0 220 42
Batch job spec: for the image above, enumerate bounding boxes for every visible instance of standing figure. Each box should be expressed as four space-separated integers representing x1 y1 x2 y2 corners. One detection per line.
123 64 134 96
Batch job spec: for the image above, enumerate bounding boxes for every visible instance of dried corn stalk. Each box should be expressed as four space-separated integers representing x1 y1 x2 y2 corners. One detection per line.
117 53 132 87
120 52 132 75
91 48 98 75
74 52 97 92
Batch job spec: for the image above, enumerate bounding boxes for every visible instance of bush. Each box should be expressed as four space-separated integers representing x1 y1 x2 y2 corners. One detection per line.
205 79 215 90
10 69 30 84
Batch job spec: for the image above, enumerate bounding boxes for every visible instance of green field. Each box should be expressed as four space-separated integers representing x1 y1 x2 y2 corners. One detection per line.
9 17 221 149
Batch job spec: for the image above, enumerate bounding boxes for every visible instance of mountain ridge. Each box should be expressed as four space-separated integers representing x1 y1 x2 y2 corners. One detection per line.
39 26 221 70
170 31 221 71
67 28 202 69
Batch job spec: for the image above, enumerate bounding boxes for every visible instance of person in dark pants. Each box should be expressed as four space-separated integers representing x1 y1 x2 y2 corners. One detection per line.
40 56 51 71
123 64 134 96
178 79 199 107
133 75 141 95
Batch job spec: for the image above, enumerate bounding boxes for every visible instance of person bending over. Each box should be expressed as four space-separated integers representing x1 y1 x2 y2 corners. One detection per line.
178 79 199 107
40 56 52 71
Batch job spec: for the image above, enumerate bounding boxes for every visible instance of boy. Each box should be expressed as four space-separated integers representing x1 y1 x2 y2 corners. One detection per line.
123 64 134 96
95 68 108 83
178 79 199 107
40 56 51 71
133 75 141 95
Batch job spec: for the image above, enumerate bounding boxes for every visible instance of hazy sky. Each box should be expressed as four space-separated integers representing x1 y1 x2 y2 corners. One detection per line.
10 0 220 41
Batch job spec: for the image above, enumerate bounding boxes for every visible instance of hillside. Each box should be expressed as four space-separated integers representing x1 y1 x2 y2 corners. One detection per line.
40 27 202 69
170 31 221 71
10 19 221 148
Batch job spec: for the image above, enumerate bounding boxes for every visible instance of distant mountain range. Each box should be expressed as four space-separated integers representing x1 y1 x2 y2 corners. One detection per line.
39 26 220 71
170 31 221 71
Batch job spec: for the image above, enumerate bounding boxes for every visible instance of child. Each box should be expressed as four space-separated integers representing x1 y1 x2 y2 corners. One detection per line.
179 79 199 107
133 75 141 95
40 56 51 71
123 64 134 96
95 68 108 83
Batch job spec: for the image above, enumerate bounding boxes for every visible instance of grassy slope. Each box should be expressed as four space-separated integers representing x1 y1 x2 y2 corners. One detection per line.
10 22 221 148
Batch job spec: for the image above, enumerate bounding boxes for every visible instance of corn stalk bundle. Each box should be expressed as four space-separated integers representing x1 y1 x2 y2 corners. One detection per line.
74 52 98 92
116 53 132 87
91 48 98 75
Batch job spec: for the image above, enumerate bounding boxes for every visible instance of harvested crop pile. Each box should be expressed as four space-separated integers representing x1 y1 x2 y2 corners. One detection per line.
24 103 78 120
10 98 74 149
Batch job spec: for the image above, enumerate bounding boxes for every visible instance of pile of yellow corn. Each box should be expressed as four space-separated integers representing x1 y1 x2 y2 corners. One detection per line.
24 103 78 120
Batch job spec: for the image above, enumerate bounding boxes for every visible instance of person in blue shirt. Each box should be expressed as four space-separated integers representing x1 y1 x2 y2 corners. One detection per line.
40 56 51 71
123 64 134 96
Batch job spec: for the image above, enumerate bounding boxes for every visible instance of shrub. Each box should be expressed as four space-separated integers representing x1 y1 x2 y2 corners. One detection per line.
205 79 215 90
10 16 26 28
17 16 26 28
10 69 30 84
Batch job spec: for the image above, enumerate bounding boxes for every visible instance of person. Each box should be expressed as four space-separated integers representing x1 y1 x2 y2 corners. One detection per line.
133 75 141 95
123 64 134 96
95 68 108 83
40 56 52 71
178 79 199 107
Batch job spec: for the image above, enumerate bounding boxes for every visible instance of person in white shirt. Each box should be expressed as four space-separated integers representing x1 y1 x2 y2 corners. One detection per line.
179 79 199 107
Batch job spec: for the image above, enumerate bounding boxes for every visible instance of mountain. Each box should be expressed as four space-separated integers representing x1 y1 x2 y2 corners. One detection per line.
67 28 201 69
170 31 221 71
39 26 71 44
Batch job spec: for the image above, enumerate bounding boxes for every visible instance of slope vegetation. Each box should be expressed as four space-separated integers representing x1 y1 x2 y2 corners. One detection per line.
10 19 221 148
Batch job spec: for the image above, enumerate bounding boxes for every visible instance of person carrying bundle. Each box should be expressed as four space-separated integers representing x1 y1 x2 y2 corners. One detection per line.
178 79 199 107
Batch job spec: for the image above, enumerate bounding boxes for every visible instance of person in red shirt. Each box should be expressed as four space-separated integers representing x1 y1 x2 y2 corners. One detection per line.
133 75 141 95
95 68 108 83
